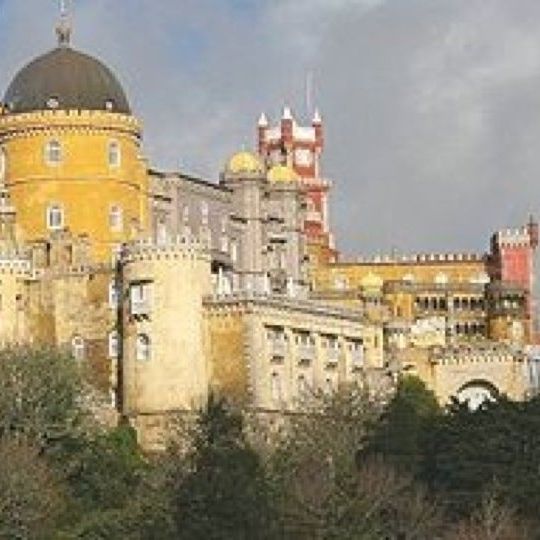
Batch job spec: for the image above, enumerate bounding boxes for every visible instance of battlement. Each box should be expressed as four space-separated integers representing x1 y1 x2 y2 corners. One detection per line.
265 124 317 143
258 107 323 148
0 109 141 137
493 227 532 248
121 236 209 264
431 343 524 366
0 257 32 276
353 252 485 264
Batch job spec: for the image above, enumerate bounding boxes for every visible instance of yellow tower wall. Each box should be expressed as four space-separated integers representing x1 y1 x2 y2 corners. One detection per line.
0 110 149 262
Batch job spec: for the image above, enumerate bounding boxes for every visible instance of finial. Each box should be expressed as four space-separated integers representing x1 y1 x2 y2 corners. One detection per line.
312 108 322 125
258 112 268 128
282 106 293 121
56 0 72 47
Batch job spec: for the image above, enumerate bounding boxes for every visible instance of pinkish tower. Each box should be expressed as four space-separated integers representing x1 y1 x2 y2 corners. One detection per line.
257 107 337 265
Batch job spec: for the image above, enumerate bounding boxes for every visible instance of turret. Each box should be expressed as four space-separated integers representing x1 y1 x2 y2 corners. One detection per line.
120 238 212 448
257 112 268 156
528 215 538 249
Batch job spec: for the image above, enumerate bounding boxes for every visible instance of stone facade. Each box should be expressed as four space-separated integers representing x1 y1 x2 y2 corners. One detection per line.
0 22 534 447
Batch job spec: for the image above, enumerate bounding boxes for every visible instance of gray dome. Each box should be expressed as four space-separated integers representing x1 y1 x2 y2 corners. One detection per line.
4 47 131 114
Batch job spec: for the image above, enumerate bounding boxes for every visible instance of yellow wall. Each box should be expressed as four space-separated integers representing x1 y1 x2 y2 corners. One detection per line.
0 111 149 262
313 259 487 290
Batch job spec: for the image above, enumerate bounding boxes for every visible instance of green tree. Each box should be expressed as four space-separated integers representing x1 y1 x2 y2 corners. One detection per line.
0 437 64 540
366 375 440 473
0 345 89 451
268 384 442 539
170 394 276 540
422 395 540 526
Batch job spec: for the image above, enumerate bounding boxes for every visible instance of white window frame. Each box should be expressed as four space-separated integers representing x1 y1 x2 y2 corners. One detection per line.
109 205 123 232
136 333 151 362
72 336 85 361
108 140 121 168
46 204 64 231
230 241 238 263
108 330 119 359
297 374 308 396
45 140 62 165
271 372 282 403
130 281 151 316
201 201 209 226
182 205 190 224
156 220 168 244
108 281 119 309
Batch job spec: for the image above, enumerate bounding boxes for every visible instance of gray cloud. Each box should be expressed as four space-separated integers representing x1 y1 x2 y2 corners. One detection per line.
0 0 539 258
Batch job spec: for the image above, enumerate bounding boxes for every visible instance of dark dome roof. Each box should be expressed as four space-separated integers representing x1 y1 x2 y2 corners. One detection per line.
4 47 131 114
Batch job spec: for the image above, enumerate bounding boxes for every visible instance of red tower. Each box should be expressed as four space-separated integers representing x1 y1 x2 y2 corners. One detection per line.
489 217 538 339
257 107 337 265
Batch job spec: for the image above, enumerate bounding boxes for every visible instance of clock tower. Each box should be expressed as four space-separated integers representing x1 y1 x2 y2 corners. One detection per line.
257 107 337 266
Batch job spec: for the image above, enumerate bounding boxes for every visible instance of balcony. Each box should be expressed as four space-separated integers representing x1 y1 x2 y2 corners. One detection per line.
351 351 364 370
326 348 340 367
298 345 316 364
130 299 151 318
269 339 287 360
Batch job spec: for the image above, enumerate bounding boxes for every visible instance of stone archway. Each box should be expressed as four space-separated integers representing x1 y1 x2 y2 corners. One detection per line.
456 380 499 410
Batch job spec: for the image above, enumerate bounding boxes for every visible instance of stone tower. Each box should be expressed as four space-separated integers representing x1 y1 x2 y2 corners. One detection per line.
120 239 211 447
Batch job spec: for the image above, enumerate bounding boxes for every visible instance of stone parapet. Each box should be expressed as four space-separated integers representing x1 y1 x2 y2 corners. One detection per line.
121 237 209 264
430 343 525 366
204 291 367 322
0 109 141 140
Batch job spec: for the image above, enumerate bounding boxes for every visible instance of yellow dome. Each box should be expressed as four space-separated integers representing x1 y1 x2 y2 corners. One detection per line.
226 151 264 175
267 164 299 183
360 272 383 291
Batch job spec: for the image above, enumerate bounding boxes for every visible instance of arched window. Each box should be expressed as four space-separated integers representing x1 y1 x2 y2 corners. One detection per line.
182 205 190 224
325 377 334 394
156 220 168 244
45 140 62 165
297 374 308 396
136 333 151 361
72 336 85 361
108 331 119 359
46 204 64 231
108 140 121 167
270 372 282 403
201 201 209 226
109 205 123 232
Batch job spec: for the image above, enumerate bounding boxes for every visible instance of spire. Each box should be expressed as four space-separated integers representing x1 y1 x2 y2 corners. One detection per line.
56 0 72 48
282 106 293 121
258 112 268 128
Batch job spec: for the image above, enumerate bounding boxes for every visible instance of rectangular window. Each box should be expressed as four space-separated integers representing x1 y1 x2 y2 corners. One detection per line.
129 281 152 316
108 331 119 359
109 281 119 309
109 205 123 232
46 205 64 231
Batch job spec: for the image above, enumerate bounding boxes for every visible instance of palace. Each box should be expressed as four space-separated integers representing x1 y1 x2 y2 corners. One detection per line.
0 14 537 446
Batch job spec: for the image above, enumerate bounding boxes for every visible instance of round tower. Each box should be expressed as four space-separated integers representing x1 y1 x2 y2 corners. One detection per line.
120 239 211 446
0 16 149 262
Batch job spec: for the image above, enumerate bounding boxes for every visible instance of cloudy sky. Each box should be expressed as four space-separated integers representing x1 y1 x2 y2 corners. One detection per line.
0 0 539 258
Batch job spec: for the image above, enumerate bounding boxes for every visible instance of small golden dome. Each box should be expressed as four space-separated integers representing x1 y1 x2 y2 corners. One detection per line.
225 151 264 175
267 164 299 183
